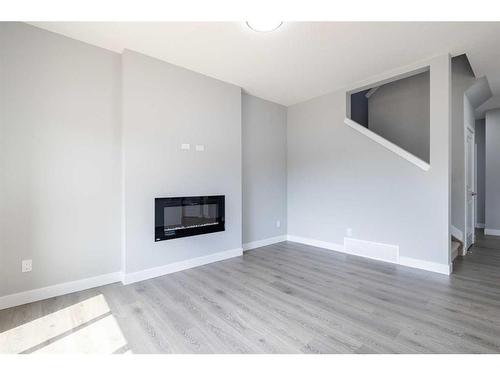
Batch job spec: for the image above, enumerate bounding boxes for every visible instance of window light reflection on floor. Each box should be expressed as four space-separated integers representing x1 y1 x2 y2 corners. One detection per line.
0 294 128 354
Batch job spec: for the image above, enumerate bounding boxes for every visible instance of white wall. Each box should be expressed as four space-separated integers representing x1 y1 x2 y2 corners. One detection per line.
287 55 451 267
0 23 122 296
485 109 500 233
121 50 242 275
242 94 287 245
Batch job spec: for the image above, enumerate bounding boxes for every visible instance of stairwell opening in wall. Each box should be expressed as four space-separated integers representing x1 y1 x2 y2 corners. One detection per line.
345 67 431 171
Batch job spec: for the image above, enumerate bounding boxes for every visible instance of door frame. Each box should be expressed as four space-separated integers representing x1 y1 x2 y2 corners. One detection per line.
474 143 478 228
464 124 476 252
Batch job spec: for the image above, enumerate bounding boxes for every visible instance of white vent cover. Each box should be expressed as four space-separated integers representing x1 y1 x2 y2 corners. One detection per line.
343 237 399 263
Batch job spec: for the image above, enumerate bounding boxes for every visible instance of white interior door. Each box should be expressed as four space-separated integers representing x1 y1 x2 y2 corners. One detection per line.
465 127 476 249
474 144 478 227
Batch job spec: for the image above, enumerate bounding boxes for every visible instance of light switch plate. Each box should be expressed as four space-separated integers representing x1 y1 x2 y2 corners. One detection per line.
181 143 190 150
22 259 32 273
195 144 205 152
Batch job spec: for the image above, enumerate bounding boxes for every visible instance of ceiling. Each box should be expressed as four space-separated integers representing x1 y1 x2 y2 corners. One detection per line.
475 95 500 119
30 22 500 106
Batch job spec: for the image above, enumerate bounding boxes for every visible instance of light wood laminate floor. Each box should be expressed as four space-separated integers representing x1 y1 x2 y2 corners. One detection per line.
1 231 500 353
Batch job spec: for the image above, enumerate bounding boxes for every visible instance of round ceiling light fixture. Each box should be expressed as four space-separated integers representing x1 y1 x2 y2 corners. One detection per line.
246 21 283 32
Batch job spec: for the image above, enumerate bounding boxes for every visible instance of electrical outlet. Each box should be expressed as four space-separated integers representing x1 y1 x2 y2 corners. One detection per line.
181 143 190 150
276 220 281 228
195 144 205 152
22 259 32 273
346 228 353 237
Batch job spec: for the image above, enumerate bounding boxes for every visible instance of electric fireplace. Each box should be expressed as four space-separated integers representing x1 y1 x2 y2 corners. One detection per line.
155 195 225 242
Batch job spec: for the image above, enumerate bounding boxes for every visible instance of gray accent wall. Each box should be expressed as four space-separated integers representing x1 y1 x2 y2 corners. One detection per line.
451 55 476 237
485 109 500 232
0 23 122 296
475 119 485 226
242 93 287 244
287 55 451 266
121 50 242 274
368 71 430 163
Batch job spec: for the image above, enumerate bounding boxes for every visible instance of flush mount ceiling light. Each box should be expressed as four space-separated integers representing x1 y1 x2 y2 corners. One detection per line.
246 21 283 32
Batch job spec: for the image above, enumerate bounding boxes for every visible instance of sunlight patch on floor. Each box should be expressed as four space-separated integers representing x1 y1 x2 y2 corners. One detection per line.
0 294 128 354
32 314 127 354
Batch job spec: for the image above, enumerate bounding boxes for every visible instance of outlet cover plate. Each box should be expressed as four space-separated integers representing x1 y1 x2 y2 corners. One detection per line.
22 259 32 273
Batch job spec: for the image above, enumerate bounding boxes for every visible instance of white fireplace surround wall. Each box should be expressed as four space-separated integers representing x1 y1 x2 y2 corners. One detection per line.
121 49 243 278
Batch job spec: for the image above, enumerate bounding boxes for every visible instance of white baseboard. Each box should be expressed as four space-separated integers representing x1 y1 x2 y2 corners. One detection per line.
476 223 485 229
287 235 451 275
286 235 344 252
399 256 452 275
0 231 454 311
122 247 242 285
485 228 500 236
243 235 287 251
451 225 463 242
0 272 123 311
344 237 399 264
0 247 243 310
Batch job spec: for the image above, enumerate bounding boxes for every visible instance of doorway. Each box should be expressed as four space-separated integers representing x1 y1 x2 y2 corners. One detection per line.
465 126 476 250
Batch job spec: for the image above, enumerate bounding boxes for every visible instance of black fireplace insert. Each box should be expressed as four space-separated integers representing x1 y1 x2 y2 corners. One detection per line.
155 195 225 241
